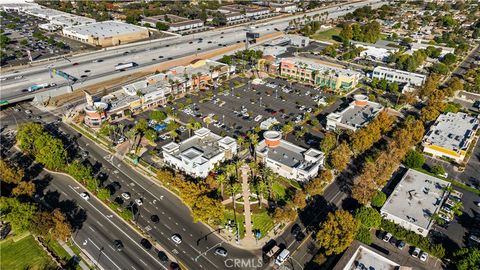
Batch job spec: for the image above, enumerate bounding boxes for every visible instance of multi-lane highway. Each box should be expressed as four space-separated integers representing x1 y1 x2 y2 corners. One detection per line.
0 0 383 103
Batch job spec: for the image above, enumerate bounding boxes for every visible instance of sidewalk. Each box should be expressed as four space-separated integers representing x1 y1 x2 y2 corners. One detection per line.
59 241 91 270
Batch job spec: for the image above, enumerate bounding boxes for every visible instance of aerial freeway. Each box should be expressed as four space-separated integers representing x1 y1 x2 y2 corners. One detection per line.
28 83 56 92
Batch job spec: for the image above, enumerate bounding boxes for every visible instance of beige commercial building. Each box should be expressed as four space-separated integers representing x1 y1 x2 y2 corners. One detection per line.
63 21 149 47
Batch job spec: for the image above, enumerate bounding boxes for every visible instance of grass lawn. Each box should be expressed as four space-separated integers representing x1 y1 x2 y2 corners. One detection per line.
0 234 55 270
46 239 70 262
223 209 245 239
279 177 302 190
272 182 287 200
252 211 274 239
310 27 342 43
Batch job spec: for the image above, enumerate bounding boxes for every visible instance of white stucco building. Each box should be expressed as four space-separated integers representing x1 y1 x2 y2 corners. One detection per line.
326 95 384 132
255 131 325 182
372 66 427 87
380 169 450 237
162 128 237 178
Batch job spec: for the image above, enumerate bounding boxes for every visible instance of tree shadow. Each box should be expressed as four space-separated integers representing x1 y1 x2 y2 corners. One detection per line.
430 230 460 257
41 190 87 232
299 195 336 232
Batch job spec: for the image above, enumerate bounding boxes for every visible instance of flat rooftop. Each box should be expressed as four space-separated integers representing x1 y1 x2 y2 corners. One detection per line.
64 21 147 38
373 66 427 80
352 40 400 50
281 57 360 78
381 169 450 232
423 112 479 152
328 99 384 129
333 241 400 270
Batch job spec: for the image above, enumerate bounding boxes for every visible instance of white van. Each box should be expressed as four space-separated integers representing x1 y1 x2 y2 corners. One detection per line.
275 249 290 266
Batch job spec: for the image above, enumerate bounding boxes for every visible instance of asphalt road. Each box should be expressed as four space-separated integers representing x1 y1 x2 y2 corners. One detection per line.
3 103 263 270
41 171 168 270
2 108 169 270
1 98 350 270
0 0 384 102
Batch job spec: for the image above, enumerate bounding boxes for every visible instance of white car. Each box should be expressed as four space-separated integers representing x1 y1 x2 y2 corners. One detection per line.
420 251 428 262
214 247 228 257
383 232 392 242
135 198 143 206
171 234 182 244
412 247 421 258
121 192 131 200
80 192 90 200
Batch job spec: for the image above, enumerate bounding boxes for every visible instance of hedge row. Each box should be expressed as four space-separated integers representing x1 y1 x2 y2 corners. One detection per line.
381 219 446 258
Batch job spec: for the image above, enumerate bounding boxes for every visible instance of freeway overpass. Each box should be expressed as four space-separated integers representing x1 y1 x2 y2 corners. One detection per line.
0 0 383 106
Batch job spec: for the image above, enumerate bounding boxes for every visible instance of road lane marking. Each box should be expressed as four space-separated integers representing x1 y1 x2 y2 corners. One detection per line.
68 185 167 270
87 238 122 270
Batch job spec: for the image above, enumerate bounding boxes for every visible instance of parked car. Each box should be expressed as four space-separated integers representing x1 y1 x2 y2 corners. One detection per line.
397 240 406 250
420 251 429 262
135 198 143 206
383 232 392 242
412 247 421 258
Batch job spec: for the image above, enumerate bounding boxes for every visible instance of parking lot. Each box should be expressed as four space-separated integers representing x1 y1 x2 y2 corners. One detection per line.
424 136 480 189
373 230 443 270
172 77 333 142
0 11 94 66
432 186 480 252
109 76 344 165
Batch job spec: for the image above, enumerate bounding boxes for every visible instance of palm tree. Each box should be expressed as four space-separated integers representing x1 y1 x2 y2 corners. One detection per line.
248 132 259 159
193 121 202 130
196 72 202 91
174 79 181 96
311 70 318 85
236 136 245 152
168 78 175 94
209 65 215 85
191 74 197 92
217 173 227 199
183 73 190 92
186 120 195 137
281 124 294 139
204 117 212 128
95 106 105 124
261 166 275 200
170 130 179 142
